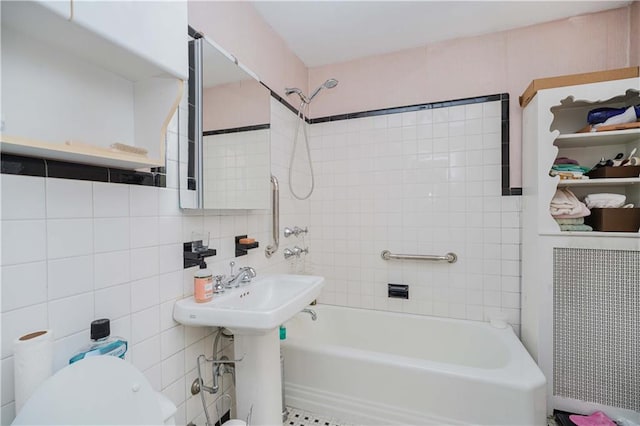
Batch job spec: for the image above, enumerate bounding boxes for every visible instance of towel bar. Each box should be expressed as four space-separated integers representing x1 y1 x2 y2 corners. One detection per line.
380 250 457 263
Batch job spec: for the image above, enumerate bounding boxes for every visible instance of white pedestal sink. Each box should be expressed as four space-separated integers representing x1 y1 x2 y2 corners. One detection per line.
173 274 325 425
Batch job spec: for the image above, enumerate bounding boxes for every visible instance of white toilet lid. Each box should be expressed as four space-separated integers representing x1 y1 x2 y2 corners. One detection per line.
12 356 165 425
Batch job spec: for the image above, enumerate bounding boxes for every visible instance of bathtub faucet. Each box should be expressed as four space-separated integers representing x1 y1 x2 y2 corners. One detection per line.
301 308 317 321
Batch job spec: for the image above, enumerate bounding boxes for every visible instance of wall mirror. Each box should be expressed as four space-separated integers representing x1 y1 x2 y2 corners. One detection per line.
180 33 271 209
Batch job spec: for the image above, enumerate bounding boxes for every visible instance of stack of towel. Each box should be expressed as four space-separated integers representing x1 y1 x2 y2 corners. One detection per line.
550 188 593 231
584 193 627 209
550 157 591 180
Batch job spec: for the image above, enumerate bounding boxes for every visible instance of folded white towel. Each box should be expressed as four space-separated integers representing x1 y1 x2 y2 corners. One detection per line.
584 193 626 209
550 188 590 217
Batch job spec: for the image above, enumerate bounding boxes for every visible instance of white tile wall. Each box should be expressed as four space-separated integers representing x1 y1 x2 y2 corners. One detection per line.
1 175 45 220
307 101 522 329
1 262 48 312
94 218 130 253
93 181 130 217
1 220 47 265
46 178 93 218
202 129 270 209
47 255 93 300
0 98 299 426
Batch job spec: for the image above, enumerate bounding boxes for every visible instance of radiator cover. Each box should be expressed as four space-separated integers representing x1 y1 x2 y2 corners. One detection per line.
553 248 639 411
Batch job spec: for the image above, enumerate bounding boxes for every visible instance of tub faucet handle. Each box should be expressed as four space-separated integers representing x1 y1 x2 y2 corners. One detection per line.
293 246 309 256
284 226 309 238
283 248 296 259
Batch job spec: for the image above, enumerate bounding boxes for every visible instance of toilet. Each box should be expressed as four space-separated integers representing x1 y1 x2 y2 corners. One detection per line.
12 356 176 425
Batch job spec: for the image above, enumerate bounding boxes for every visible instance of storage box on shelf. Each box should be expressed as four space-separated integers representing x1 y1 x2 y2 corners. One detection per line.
0 1 187 170
585 208 640 232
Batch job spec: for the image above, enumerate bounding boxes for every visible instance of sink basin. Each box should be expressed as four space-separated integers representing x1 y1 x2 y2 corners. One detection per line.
175 274 324 423
173 274 324 333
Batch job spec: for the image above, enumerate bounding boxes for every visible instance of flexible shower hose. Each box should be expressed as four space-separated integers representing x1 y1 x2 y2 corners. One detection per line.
288 100 315 200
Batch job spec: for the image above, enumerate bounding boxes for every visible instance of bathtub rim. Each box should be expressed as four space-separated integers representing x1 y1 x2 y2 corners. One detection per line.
282 304 547 392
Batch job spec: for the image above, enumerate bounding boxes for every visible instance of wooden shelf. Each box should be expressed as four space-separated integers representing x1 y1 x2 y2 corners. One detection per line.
555 128 640 148
1 136 163 170
557 177 640 187
541 231 639 238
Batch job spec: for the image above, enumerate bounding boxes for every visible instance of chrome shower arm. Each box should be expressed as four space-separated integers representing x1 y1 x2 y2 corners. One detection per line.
285 87 310 104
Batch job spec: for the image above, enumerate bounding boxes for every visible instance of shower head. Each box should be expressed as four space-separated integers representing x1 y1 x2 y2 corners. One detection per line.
285 78 339 104
323 78 339 89
308 78 339 102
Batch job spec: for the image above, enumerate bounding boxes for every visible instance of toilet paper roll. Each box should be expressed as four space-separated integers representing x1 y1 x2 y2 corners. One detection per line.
13 330 53 414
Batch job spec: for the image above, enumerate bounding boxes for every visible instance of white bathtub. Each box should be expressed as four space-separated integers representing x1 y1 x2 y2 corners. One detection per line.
282 305 546 425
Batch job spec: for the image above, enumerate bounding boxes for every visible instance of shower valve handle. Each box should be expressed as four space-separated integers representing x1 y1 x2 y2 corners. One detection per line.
284 226 308 238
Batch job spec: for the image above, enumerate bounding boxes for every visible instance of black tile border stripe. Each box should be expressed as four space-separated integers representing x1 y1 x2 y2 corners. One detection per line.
1 153 166 188
203 123 270 136
1 153 46 177
267 88 521 196
263 83 308 121
308 94 503 124
47 159 109 182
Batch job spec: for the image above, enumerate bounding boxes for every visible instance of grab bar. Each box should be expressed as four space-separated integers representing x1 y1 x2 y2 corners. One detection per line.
381 250 457 263
265 175 279 258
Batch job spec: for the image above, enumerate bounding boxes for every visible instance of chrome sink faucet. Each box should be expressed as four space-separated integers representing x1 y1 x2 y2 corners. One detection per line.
223 266 256 288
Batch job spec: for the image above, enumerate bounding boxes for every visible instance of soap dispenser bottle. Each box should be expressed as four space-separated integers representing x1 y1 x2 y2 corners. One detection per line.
69 318 128 364
194 261 214 303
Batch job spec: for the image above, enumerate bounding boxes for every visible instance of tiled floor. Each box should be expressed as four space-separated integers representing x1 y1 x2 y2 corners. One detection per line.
284 407 558 426
284 406 354 426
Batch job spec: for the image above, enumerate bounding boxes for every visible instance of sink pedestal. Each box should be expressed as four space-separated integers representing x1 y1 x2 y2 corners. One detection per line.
234 328 282 426
172 274 325 424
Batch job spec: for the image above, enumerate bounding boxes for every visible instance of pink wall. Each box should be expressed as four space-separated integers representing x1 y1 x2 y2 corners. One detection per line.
189 2 637 188
188 1 307 105
202 80 270 131
309 6 635 187
632 2 640 66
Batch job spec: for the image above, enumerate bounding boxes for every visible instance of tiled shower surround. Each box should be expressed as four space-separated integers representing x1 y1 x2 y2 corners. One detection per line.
0 96 521 425
306 101 522 328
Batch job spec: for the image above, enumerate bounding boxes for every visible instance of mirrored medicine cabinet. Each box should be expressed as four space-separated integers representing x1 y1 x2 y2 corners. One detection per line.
180 32 271 210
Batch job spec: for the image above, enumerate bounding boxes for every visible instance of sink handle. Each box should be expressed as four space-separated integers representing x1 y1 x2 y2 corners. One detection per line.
238 266 256 282
213 275 225 294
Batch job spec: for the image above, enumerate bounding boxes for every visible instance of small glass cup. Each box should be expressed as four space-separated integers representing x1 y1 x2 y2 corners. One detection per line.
191 231 210 253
